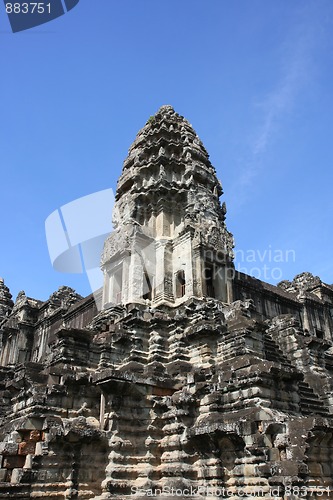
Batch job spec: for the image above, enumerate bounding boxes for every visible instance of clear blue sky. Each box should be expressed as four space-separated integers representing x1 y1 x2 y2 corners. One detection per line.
1 0 332 302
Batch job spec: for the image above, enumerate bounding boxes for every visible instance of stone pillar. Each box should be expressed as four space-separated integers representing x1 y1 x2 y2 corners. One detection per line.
99 392 105 430
155 206 170 238
102 269 109 307
122 253 130 304
1 336 10 366
300 298 311 333
193 247 204 297
153 241 174 304
128 249 144 303
173 234 194 300
164 241 174 301
323 306 332 340
9 336 17 365
226 264 234 303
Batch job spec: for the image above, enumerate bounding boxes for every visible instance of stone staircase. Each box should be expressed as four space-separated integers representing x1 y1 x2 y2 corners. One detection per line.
263 334 294 370
0 483 30 499
298 381 330 417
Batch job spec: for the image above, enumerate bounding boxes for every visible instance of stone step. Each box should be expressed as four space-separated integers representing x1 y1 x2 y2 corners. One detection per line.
298 382 330 416
0 483 30 499
263 335 294 369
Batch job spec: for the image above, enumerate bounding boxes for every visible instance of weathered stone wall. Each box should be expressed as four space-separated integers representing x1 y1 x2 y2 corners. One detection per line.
234 271 333 340
1 106 333 498
1 290 333 498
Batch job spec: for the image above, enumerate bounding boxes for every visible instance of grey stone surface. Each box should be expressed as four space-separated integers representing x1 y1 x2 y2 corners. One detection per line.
0 106 333 499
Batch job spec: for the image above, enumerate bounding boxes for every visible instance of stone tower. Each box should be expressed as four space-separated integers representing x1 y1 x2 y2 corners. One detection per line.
1 107 333 499
0 279 13 319
101 105 234 308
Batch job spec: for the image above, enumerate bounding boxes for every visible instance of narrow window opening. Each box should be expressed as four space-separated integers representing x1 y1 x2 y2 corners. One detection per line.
113 267 123 304
176 270 186 298
143 271 152 301
205 266 215 298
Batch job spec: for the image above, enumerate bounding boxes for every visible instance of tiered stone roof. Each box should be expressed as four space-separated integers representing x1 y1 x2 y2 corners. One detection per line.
117 104 221 198
0 278 13 319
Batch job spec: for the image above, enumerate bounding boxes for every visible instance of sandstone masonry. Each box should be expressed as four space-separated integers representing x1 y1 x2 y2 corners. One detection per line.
1 106 333 499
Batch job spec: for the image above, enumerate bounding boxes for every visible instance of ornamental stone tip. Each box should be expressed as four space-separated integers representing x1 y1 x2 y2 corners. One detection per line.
158 104 174 113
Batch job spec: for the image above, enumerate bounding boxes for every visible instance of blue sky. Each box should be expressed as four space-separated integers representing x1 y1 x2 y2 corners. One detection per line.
1 0 333 302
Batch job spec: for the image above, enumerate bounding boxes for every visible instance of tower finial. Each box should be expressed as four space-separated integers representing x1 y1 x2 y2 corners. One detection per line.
0 278 14 317
102 108 234 308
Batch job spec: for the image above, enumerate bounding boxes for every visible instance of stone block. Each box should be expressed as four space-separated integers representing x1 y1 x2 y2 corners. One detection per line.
45 468 70 481
23 454 33 469
18 441 36 455
309 463 323 477
11 468 24 484
22 419 43 431
28 430 41 442
0 468 7 482
0 442 18 455
268 448 280 461
8 431 22 443
34 442 43 456
35 470 47 481
29 430 41 442
3 455 25 468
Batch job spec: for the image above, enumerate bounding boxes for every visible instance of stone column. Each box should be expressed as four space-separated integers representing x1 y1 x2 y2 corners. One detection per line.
155 205 170 238
226 264 234 303
99 392 105 430
153 241 174 304
193 247 204 297
128 248 144 303
102 269 109 307
121 253 130 304
300 297 311 333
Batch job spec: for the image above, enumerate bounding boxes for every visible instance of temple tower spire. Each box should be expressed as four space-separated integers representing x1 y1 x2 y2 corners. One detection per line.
0 278 14 319
102 105 234 307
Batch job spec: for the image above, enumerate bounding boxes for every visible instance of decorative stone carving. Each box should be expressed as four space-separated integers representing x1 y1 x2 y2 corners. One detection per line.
48 286 83 309
278 272 322 294
101 229 131 264
102 105 235 308
0 107 332 499
0 278 13 318
14 290 28 306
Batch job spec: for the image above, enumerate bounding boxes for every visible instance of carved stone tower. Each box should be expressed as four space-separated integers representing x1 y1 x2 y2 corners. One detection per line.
101 105 234 308
1 108 333 499
0 278 13 320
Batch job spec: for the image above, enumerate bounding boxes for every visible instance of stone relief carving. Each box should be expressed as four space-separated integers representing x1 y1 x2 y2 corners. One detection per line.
1 106 333 499
278 272 322 294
